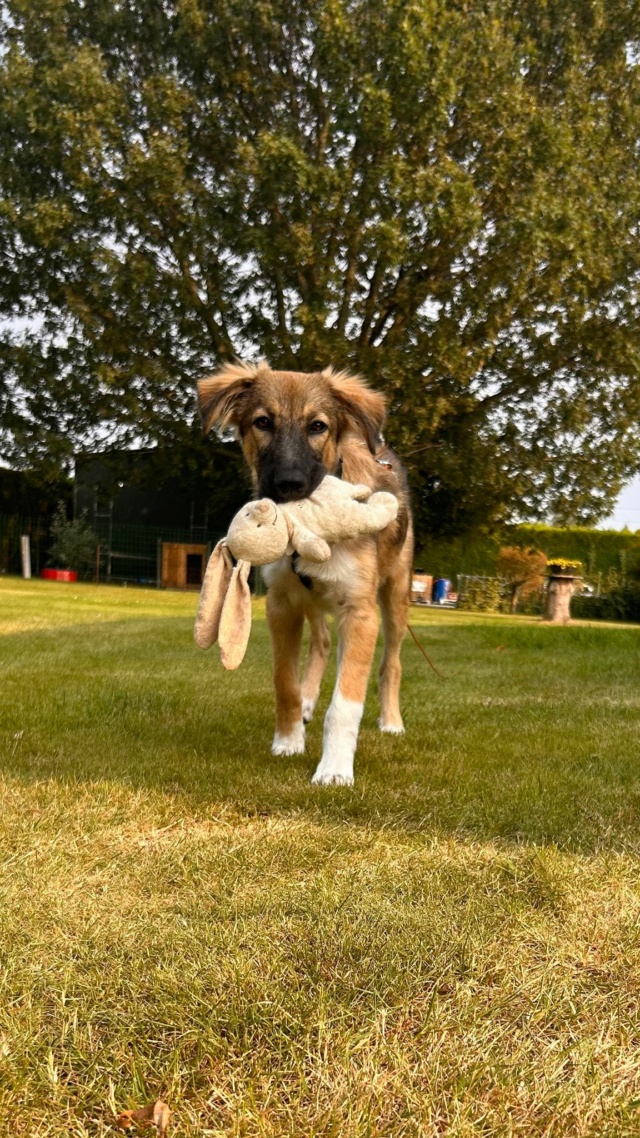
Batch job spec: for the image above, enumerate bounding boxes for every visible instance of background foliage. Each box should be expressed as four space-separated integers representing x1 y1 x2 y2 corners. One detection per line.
496 545 547 612
571 584 640 621
419 523 640 580
1 1 637 537
48 502 97 573
1 0 640 538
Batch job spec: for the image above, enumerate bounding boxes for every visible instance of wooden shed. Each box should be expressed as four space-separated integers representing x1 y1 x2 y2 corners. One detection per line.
411 570 433 604
161 542 208 589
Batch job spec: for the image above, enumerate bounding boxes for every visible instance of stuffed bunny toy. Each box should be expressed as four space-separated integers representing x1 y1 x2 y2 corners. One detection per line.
194 475 398 669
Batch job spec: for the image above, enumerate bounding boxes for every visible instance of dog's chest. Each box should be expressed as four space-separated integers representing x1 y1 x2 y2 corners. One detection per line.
262 546 360 610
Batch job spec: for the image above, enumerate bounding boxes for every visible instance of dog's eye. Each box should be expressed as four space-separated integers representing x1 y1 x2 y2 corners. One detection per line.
253 416 273 431
308 420 328 435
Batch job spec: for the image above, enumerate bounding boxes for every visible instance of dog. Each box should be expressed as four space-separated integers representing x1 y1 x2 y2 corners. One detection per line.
197 361 414 785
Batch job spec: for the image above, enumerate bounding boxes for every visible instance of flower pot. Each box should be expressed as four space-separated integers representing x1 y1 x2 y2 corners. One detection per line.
41 569 78 583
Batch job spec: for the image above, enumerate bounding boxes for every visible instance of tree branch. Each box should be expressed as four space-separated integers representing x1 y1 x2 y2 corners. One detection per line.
358 257 386 346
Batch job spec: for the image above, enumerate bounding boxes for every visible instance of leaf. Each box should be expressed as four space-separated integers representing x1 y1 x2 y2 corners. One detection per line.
116 1100 170 1136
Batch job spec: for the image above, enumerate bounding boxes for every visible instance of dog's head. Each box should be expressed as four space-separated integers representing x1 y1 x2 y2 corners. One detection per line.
197 362 386 503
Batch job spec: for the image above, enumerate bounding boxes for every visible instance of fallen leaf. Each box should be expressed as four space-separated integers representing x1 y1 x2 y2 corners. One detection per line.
494 645 505 652
116 1100 170 1136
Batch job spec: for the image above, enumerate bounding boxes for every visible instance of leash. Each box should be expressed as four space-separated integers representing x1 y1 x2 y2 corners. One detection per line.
407 622 447 680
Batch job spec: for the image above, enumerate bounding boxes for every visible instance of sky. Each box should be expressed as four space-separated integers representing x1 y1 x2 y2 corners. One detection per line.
600 475 640 531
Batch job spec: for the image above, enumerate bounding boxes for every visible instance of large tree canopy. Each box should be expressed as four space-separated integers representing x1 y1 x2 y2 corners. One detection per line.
1 0 639 536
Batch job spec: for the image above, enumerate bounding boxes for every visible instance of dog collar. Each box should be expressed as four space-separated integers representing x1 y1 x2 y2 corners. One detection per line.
290 551 313 591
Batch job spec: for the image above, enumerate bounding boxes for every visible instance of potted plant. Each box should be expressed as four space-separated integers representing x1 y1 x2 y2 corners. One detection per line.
547 558 583 578
42 503 97 583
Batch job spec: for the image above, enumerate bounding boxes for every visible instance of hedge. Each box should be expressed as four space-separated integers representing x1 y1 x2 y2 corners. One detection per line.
571 585 640 624
457 576 545 615
417 524 640 582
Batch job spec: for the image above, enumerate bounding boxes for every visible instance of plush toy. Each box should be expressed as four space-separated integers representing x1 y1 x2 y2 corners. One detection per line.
194 475 398 669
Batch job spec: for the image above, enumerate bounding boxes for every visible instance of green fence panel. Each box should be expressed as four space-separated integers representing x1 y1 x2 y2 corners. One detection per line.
0 514 224 586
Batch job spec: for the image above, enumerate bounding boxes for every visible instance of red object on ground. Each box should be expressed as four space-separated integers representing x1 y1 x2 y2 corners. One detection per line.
41 569 78 583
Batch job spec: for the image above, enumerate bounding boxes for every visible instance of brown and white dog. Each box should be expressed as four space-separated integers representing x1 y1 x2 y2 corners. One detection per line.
198 362 413 785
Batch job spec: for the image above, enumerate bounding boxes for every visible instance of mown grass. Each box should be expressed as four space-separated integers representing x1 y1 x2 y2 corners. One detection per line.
1 578 640 1136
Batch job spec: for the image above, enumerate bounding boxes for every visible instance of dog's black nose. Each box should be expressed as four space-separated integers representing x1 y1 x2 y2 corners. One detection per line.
273 470 308 501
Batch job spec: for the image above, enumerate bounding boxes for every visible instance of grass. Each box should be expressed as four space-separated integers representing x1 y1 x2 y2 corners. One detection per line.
1 578 640 1136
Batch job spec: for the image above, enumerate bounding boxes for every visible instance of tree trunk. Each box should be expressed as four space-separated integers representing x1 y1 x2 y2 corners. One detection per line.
545 577 575 623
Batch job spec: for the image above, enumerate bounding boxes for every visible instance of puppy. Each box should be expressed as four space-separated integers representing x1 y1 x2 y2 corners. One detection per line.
198 362 413 785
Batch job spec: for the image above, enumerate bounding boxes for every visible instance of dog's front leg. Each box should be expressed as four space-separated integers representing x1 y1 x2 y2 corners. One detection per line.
300 611 331 722
266 589 305 755
312 602 379 786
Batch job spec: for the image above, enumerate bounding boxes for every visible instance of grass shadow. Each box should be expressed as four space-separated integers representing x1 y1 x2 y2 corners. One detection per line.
2 612 640 852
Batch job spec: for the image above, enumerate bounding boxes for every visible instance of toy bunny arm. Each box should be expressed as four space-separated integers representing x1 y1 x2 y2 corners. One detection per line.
356 490 399 533
309 477 371 504
287 518 331 563
346 483 372 502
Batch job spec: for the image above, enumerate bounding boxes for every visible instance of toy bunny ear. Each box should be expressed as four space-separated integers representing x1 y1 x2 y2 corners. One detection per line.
194 540 234 649
218 559 252 670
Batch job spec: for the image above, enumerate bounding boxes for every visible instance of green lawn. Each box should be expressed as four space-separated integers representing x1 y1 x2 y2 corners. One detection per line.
1 578 640 1136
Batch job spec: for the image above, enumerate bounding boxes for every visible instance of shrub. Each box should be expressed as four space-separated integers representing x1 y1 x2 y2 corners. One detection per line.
458 577 503 613
48 503 97 576
514 587 545 616
571 584 640 623
497 546 547 612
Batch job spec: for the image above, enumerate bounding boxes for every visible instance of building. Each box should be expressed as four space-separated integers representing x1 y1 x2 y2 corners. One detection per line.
74 445 248 586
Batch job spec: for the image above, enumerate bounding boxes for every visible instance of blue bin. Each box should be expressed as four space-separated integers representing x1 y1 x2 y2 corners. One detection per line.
432 578 450 604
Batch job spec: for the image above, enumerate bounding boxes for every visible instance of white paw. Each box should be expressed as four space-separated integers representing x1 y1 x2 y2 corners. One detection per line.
378 719 405 735
313 692 361 786
272 723 305 756
311 764 354 787
301 696 316 723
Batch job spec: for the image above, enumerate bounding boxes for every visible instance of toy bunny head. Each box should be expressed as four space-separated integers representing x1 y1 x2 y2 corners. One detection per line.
226 499 291 564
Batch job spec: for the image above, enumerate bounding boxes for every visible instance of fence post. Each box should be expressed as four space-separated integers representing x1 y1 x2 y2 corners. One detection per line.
20 534 31 579
156 539 162 588
95 544 101 583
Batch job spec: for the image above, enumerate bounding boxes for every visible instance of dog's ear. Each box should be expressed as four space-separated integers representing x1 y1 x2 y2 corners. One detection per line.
324 368 386 454
197 361 262 434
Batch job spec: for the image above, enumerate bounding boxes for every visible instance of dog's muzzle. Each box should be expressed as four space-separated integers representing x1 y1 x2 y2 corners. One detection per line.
258 429 326 503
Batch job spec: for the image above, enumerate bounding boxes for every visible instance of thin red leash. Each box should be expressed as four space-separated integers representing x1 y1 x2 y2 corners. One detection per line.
406 622 447 680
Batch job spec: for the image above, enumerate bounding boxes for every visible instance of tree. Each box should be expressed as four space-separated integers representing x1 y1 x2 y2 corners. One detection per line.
497 545 547 612
1 0 640 540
